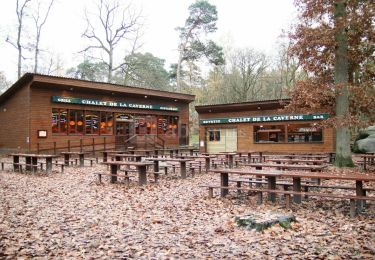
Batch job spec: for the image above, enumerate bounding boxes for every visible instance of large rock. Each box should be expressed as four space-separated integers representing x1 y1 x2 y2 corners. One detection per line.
356 134 375 153
362 126 375 135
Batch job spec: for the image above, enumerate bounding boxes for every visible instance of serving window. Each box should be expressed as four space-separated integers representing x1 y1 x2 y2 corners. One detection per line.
287 123 323 142
254 125 285 143
68 110 84 135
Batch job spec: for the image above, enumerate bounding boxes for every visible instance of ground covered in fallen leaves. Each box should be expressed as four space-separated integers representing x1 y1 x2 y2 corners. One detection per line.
0 163 374 259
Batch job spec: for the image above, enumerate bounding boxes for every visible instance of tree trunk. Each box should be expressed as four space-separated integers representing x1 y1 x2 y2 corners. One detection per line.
334 0 354 167
176 45 184 89
34 32 40 73
108 48 113 83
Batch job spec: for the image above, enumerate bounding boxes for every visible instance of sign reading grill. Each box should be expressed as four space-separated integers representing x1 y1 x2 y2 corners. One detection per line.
200 113 329 125
51 96 179 112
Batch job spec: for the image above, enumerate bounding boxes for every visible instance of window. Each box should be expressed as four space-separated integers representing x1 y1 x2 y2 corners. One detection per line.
52 109 114 136
254 125 285 143
157 116 178 135
209 130 220 141
287 123 323 143
100 112 113 135
52 108 67 134
85 111 100 135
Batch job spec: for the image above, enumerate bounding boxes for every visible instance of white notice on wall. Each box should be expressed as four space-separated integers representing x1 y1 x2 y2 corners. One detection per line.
200 140 204 147
26 137 30 143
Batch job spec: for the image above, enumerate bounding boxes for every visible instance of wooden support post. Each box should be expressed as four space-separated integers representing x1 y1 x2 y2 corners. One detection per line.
236 181 242 196
350 199 356 218
80 139 83 153
208 187 214 198
285 194 291 208
257 192 263 205
92 138 95 155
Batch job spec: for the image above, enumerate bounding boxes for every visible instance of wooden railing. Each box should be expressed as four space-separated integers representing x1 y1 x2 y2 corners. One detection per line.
123 134 165 149
36 137 116 155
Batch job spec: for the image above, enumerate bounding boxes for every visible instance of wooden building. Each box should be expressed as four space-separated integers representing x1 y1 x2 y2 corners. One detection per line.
0 73 195 153
195 100 334 153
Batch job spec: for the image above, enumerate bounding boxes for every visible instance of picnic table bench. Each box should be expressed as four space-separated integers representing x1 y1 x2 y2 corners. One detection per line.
207 169 375 217
145 157 194 179
100 161 154 185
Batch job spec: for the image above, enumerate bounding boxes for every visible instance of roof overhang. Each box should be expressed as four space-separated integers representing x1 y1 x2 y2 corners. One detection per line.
195 99 290 114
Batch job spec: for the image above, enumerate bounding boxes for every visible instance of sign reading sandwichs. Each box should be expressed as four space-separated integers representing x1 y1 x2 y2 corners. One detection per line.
200 113 329 125
51 96 179 112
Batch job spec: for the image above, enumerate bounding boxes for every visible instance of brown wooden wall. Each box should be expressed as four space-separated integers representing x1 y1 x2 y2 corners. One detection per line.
198 109 335 153
0 83 31 152
0 81 190 153
29 84 190 151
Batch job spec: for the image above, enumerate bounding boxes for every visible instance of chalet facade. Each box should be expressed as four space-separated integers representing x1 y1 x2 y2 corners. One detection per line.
195 100 334 153
0 73 195 153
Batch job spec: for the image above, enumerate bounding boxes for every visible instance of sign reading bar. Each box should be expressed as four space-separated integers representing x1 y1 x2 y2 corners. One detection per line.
200 113 329 125
51 96 179 112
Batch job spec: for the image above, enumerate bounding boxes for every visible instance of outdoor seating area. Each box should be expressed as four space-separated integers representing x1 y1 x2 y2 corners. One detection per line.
1 148 374 258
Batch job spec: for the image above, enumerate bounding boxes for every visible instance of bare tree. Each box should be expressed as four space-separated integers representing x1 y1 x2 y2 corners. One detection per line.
32 0 55 73
81 0 142 83
228 48 269 102
6 0 31 79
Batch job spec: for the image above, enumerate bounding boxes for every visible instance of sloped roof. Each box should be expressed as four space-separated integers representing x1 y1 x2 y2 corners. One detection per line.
0 73 195 104
195 99 290 113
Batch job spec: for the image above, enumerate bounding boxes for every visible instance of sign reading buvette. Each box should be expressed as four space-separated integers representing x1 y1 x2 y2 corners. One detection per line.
51 96 179 112
200 113 329 125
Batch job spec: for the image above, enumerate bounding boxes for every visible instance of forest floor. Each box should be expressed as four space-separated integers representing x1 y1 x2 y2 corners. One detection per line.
0 163 374 259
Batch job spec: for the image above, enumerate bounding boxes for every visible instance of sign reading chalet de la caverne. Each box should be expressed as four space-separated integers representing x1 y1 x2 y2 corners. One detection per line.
200 113 329 125
51 96 179 112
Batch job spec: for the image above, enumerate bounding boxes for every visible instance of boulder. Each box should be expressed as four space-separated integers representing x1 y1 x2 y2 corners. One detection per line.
362 126 375 136
356 134 375 153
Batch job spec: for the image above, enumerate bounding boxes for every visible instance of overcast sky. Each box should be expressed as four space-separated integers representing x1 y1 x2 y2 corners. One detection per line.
0 0 297 82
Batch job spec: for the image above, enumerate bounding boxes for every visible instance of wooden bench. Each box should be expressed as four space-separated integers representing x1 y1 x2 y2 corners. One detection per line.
201 185 375 217
1 161 15 171
39 162 65 173
232 178 375 196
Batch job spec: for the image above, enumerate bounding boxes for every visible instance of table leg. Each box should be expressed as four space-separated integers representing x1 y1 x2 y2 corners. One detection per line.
79 154 84 167
169 150 174 158
267 176 276 202
220 172 229 197
363 157 367 170
154 150 159 158
25 156 32 171
205 158 210 172
103 152 108 162
293 177 302 203
153 161 159 173
46 158 53 174
259 152 263 163
138 165 147 185
32 157 38 173
356 181 364 211
115 155 121 161
64 154 70 166
180 161 187 179
228 155 234 168
190 149 194 156
110 164 118 183
13 155 20 172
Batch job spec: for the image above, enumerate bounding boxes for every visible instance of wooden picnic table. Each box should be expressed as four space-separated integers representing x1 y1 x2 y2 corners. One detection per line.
212 169 375 208
101 161 154 185
176 155 217 172
100 150 128 162
178 146 199 156
131 149 153 157
9 153 59 174
243 163 327 172
360 154 375 170
61 151 88 167
113 153 143 162
145 157 194 179
154 148 179 158
265 158 327 165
